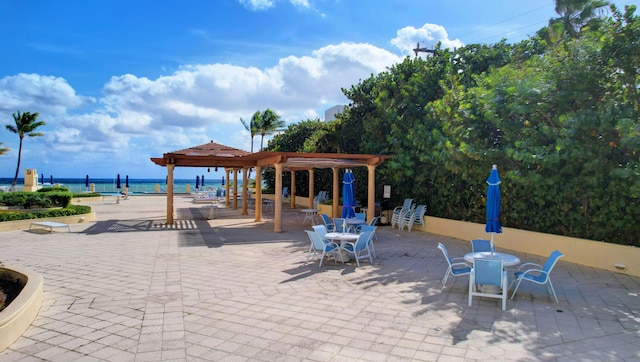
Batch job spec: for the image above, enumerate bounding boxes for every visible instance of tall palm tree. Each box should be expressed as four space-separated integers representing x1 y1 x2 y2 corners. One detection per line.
0 142 8 155
5 111 46 191
259 109 285 150
240 110 261 153
553 0 609 37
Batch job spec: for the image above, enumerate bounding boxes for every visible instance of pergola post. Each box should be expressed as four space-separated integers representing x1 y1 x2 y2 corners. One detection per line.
166 164 175 224
332 167 340 218
308 168 315 209
367 164 376 222
225 168 230 205
241 167 248 215
290 170 296 209
254 166 262 222
233 169 238 209
274 163 283 232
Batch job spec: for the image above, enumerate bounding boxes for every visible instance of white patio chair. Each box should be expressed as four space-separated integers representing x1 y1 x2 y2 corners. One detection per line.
471 239 494 253
342 231 374 267
510 250 564 303
437 243 472 291
469 258 508 310
305 230 340 267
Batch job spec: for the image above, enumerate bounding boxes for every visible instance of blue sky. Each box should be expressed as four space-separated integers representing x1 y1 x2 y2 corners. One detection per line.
1 0 637 180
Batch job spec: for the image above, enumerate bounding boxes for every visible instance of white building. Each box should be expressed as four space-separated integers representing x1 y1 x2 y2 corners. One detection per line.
324 105 345 122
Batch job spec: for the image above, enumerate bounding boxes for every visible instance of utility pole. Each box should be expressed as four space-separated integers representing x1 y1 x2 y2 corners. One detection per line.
413 42 436 58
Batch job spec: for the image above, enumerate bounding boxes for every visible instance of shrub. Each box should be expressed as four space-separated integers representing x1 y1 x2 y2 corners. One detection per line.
0 204 91 222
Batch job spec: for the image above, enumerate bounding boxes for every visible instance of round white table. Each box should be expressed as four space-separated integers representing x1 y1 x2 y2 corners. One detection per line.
464 252 521 266
301 209 319 225
324 232 360 262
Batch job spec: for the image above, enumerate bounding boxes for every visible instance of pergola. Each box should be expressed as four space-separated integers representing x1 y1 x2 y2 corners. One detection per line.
151 141 391 232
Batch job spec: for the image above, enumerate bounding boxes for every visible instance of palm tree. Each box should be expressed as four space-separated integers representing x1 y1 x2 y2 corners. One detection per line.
240 110 261 153
5 111 46 191
553 0 609 37
0 142 8 155
258 109 285 150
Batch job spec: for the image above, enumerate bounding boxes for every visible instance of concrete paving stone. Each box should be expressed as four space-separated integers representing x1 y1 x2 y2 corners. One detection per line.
2 195 639 360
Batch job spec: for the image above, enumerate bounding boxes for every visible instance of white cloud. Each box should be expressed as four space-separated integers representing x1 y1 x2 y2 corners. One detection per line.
0 73 95 115
390 23 465 55
238 0 311 11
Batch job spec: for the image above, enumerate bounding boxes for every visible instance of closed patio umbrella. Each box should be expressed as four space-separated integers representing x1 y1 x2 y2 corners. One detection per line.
85 175 89 188
125 175 129 188
201 174 205 187
50 175 53 185
116 174 121 189
41 173 44 185
341 169 356 219
196 175 200 189
222 175 225 186
485 165 503 250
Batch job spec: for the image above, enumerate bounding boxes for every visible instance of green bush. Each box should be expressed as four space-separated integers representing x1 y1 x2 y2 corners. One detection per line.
0 190 73 208
37 186 70 193
0 204 91 222
71 192 102 198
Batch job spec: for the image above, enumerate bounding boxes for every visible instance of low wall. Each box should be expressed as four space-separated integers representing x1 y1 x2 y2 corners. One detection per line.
0 265 43 352
425 216 640 277
0 212 97 232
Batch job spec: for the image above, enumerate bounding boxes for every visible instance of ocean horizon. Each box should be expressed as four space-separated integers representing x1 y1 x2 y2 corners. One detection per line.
0 177 232 194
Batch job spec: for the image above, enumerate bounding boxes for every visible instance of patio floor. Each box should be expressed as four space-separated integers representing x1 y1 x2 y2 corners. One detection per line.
0 195 638 361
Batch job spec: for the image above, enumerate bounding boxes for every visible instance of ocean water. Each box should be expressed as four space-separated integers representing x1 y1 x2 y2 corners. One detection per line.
0 177 231 194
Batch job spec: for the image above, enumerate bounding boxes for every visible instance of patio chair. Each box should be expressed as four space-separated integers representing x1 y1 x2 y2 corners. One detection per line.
358 225 377 258
312 224 329 241
356 216 379 239
437 243 472 291
468 258 508 310
333 218 346 233
342 231 374 267
305 230 340 267
471 239 494 253
391 198 414 229
282 187 289 198
510 250 564 303
319 214 335 232
399 204 426 232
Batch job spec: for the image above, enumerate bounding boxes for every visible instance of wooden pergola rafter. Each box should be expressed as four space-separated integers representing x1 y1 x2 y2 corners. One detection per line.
151 141 391 232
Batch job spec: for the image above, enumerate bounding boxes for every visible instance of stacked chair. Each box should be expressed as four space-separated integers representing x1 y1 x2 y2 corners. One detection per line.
398 204 427 232
391 198 414 229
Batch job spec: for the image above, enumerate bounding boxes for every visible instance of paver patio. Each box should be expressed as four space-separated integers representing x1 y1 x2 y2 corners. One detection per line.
0 195 638 361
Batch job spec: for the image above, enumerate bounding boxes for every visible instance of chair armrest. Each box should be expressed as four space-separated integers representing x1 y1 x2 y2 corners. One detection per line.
520 268 548 278
516 262 542 272
452 261 472 268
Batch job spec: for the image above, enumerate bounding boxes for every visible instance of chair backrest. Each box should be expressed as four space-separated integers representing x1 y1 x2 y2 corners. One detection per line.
283 187 289 197
402 198 413 210
333 218 346 232
471 239 493 253
437 243 452 266
359 225 376 234
312 224 328 237
368 216 379 226
542 250 564 275
413 205 426 219
320 214 333 227
355 231 372 251
473 258 504 287
355 212 366 220
306 230 326 251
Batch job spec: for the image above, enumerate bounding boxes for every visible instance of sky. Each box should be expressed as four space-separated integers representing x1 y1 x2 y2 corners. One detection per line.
1 0 637 180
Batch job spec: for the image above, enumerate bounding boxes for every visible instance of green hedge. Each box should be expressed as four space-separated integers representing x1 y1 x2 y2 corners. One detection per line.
0 191 72 208
0 204 91 222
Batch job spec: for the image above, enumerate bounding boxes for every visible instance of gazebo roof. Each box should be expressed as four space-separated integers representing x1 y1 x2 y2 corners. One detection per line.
150 141 390 170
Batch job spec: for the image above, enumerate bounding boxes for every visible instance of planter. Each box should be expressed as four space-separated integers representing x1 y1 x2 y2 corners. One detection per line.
0 265 43 352
0 212 96 232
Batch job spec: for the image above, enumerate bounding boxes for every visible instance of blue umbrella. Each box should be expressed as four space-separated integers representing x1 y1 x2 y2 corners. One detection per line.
196 175 200 189
50 175 53 185
201 174 205 186
222 175 225 186
341 169 356 218
125 175 129 188
116 174 121 189
41 173 44 185
85 175 89 188
485 164 503 248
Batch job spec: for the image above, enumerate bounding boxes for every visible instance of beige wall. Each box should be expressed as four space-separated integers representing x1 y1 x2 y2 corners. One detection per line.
425 216 640 277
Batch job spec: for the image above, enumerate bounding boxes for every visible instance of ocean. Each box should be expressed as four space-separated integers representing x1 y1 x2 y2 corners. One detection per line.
0 177 231 194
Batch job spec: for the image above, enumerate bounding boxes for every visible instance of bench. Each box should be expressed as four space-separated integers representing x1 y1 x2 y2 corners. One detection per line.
29 221 71 233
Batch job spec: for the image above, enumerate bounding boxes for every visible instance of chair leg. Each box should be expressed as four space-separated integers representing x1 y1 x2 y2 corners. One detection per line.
510 278 523 300
547 280 559 304
440 269 451 291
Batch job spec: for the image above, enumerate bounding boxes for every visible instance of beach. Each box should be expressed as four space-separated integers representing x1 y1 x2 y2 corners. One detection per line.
0 195 638 360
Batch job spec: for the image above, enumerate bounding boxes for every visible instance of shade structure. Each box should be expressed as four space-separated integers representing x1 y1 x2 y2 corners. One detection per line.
125 175 129 188
485 165 503 244
196 175 200 189
85 175 89 188
116 174 121 189
341 169 356 218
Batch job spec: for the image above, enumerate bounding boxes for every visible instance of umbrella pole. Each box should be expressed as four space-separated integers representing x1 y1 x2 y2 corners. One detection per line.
490 233 495 255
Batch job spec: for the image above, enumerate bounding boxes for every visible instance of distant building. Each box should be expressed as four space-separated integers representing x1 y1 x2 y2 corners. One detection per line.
324 105 345 122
